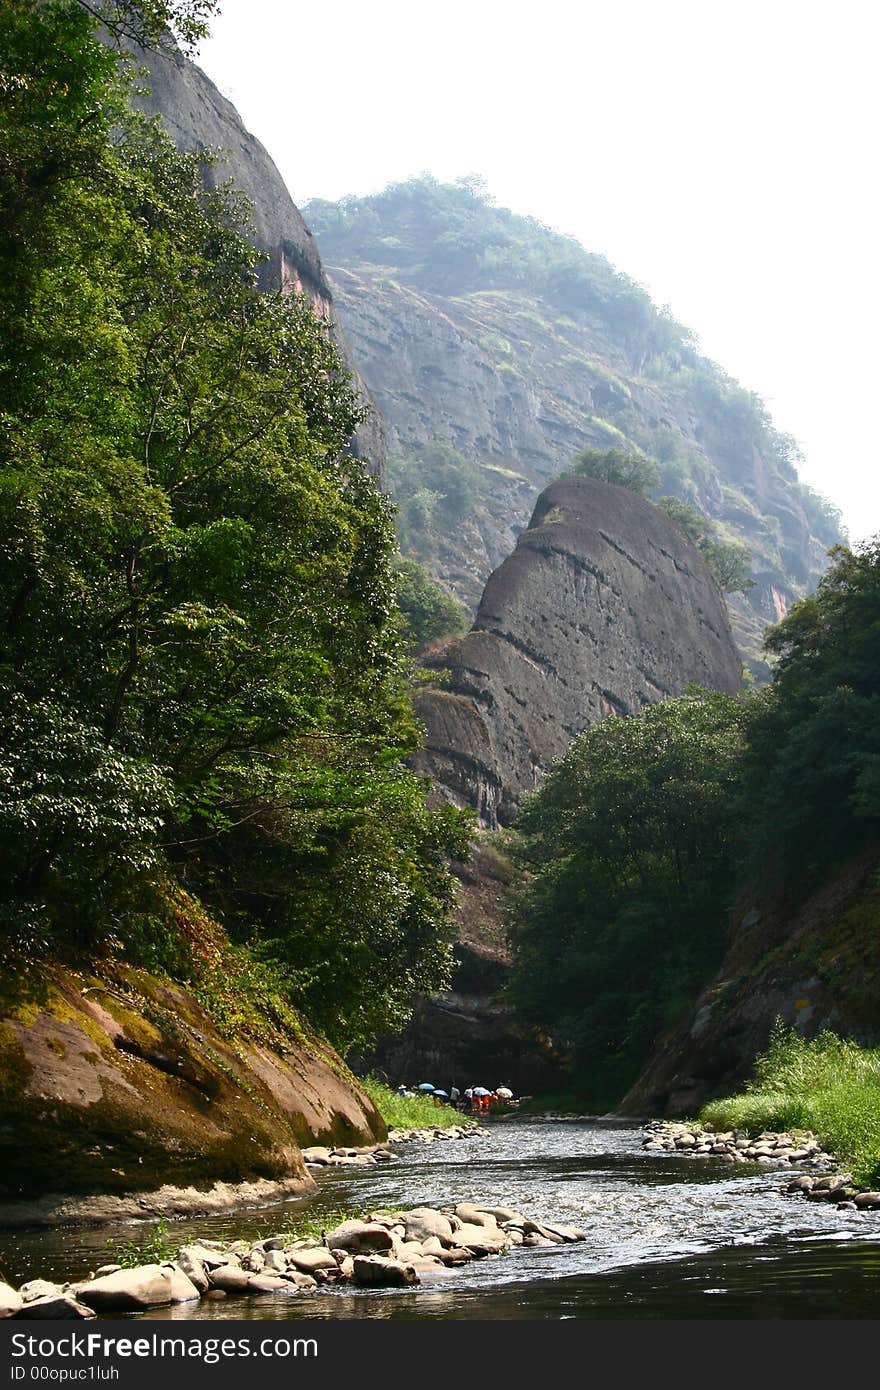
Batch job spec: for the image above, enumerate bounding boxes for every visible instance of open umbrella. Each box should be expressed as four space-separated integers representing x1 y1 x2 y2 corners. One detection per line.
432 1090 449 1099
496 1086 513 1099
472 1086 490 1097
417 1082 435 1092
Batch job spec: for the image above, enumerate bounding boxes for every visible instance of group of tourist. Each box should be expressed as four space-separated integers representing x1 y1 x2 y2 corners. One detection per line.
396 1082 516 1113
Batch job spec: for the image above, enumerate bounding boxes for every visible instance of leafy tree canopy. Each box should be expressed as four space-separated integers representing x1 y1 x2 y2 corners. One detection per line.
568 446 659 496
507 690 751 1105
0 0 469 1052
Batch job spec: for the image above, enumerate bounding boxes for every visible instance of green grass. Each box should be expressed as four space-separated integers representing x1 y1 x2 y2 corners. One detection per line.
108 1216 177 1268
701 1022 880 1187
359 1074 467 1130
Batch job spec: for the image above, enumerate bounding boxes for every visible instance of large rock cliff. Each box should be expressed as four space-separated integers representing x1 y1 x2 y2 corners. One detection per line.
306 178 844 673
123 38 385 476
360 477 742 1091
413 474 743 827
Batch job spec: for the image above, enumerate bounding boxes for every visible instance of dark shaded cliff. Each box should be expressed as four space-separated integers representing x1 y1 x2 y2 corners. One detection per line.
412 474 743 827
619 852 880 1117
306 178 845 673
124 37 385 475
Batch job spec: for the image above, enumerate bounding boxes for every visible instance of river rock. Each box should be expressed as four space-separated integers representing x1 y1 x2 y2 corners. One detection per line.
287 1247 339 1274
433 1246 473 1266
325 1220 395 1255
180 1244 238 1269
540 1222 585 1243
454 1203 500 1229
0 1283 23 1318
207 1265 253 1293
176 1250 210 1293
450 1222 509 1255
854 1192 880 1209
76 1264 200 1311
19 1280 62 1303
351 1256 419 1288
14 1294 96 1320
245 1274 300 1295
401 1207 455 1245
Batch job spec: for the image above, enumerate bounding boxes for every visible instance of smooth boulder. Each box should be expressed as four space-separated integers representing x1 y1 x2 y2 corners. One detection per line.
351 1256 419 1288
0 1283 23 1318
324 1221 394 1255
77 1264 200 1312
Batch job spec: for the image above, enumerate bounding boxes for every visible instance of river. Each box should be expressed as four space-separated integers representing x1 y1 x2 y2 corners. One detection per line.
4 1118 880 1318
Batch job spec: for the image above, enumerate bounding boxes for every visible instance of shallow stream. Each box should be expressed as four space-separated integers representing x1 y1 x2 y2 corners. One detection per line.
4 1118 880 1318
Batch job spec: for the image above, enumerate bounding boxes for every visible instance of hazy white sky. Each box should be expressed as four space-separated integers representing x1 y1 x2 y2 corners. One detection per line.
198 0 879 544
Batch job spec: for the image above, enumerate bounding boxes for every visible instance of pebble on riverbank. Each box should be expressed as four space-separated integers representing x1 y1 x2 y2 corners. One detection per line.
300 1123 486 1172
641 1119 835 1168
638 1119 880 1211
0 1197 584 1318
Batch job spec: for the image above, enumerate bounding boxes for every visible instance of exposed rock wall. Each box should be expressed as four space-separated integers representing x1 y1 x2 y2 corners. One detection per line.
412 474 743 826
307 182 843 673
124 38 385 476
619 851 880 1117
0 965 384 1212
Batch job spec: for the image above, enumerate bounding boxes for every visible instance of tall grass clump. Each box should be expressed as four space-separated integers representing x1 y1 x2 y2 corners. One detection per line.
701 1022 880 1187
359 1075 465 1130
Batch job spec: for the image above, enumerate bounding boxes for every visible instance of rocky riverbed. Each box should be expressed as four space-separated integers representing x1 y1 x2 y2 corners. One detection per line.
639 1119 880 1211
0 1198 584 1319
300 1123 486 1173
641 1119 835 1166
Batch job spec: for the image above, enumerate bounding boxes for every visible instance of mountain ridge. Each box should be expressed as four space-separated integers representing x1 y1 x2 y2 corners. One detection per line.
306 176 845 674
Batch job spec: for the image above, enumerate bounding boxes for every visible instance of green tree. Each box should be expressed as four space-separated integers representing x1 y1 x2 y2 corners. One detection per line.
393 556 467 652
658 496 754 593
507 690 750 1104
569 446 659 496
0 0 468 1050
743 538 880 888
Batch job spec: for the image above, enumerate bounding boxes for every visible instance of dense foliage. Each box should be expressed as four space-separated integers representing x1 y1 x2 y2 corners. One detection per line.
657 495 754 594
0 0 468 1053
389 441 484 560
702 1023 880 1187
393 556 467 652
508 538 880 1103
507 691 751 1105
569 446 659 496
742 539 880 890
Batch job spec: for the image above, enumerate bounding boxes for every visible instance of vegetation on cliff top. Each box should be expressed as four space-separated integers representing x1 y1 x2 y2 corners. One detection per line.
0 0 469 1055
508 538 880 1105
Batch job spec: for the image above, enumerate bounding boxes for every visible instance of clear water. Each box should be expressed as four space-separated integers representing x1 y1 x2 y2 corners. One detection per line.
4 1119 880 1318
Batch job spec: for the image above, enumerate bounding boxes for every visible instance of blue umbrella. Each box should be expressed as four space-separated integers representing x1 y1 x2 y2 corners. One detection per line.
472 1086 490 1097
418 1082 435 1092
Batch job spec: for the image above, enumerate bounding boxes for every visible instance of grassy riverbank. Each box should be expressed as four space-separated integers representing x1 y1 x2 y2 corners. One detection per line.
700 1025 880 1187
359 1076 466 1130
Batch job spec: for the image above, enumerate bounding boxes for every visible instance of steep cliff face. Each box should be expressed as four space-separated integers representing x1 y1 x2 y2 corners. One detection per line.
125 38 385 475
413 474 743 827
306 179 844 672
0 963 385 1215
619 852 880 1117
